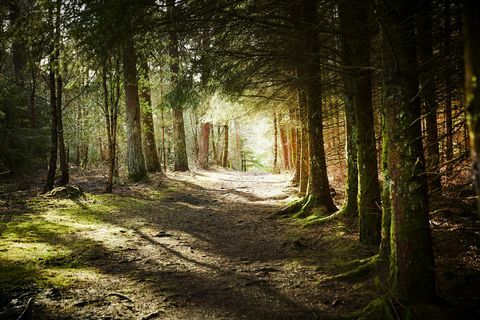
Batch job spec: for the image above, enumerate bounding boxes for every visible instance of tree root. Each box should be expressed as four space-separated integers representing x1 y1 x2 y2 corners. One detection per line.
272 194 329 220
323 255 383 283
271 196 309 218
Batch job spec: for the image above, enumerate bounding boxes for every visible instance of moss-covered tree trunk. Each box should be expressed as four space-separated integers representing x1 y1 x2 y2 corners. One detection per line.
380 0 436 303
464 0 480 211
140 62 161 173
418 0 442 194
122 36 147 181
338 0 358 218
340 0 380 243
299 0 336 213
168 0 189 172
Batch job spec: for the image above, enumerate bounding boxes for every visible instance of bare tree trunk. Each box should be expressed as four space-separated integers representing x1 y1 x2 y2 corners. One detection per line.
418 0 442 193
222 124 229 168
122 35 147 181
168 0 189 172
198 122 211 169
273 113 278 173
444 0 453 173
161 108 167 171
140 62 161 173
464 0 480 213
279 120 290 170
44 59 58 192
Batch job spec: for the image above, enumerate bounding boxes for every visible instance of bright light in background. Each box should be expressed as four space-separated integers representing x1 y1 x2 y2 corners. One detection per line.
202 93 275 171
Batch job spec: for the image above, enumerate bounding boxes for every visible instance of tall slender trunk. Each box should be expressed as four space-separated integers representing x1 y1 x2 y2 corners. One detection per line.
417 0 442 193
297 87 309 195
290 107 300 185
57 73 69 186
211 125 217 165
338 0 359 218
279 121 290 170
380 0 436 303
301 0 336 212
222 124 229 168
444 0 453 173
122 36 147 181
44 60 58 192
273 113 278 172
161 108 167 171
198 122 211 169
464 0 480 212
168 0 189 172
140 62 161 173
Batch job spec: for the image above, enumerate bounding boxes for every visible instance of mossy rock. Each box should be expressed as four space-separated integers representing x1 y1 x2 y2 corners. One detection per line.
45 185 84 199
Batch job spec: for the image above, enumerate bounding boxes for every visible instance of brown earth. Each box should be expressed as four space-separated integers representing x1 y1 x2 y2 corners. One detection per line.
1 169 479 319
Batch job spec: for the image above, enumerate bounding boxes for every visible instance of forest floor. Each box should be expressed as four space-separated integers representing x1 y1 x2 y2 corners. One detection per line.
0 168 480 320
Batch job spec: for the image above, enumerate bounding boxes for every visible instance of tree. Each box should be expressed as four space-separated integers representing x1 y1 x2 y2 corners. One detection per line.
168 0 189 172
122 35 147 181
198 122 211 168
379 0 436 303
464 0 480 211
417 0 442 194
140 61 161 173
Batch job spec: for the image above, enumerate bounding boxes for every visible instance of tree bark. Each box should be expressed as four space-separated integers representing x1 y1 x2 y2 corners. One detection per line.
140 61 161 173
273 113 278 172
222 124 229 168
444 0 453 173
380 0 436 303
301 0 336 213
464 0 480 212
279 121 290 170
417 0 442 193
168 0 189 172
338 0 359 218
198 122 211 169
122 36 147 181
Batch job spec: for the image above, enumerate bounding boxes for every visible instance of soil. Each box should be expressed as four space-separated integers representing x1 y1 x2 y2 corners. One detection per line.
1 169 479 319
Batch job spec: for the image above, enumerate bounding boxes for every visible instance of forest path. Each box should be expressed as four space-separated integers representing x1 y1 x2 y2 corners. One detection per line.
1 169 376 319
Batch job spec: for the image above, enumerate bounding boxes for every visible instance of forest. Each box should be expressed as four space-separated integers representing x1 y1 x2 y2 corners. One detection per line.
0 0 479 319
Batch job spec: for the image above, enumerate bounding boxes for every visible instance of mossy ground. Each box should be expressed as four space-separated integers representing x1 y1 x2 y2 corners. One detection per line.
0 170 479 319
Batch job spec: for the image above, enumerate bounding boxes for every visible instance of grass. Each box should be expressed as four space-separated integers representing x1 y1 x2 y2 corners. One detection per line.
0 187 169 305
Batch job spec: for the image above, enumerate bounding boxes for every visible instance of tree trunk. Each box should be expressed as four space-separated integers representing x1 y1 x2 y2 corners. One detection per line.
339 0 380 243
290 107 300 185
338 0 359 217
161 108 167 171
297 87 309 196
301 0 336 213
44 60 58 192
444 0 453 173
222 124 229 168
273 113 278 172
279 121 290 170
57 73 69 186
168 0 189 172
122 36 147 181
140 62 161 173
380 0 436 303
464 0 480 212
417 0 442 193
198 122 211 169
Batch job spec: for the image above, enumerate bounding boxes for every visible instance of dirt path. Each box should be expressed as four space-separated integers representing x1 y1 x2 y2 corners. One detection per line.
1 170 377 320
